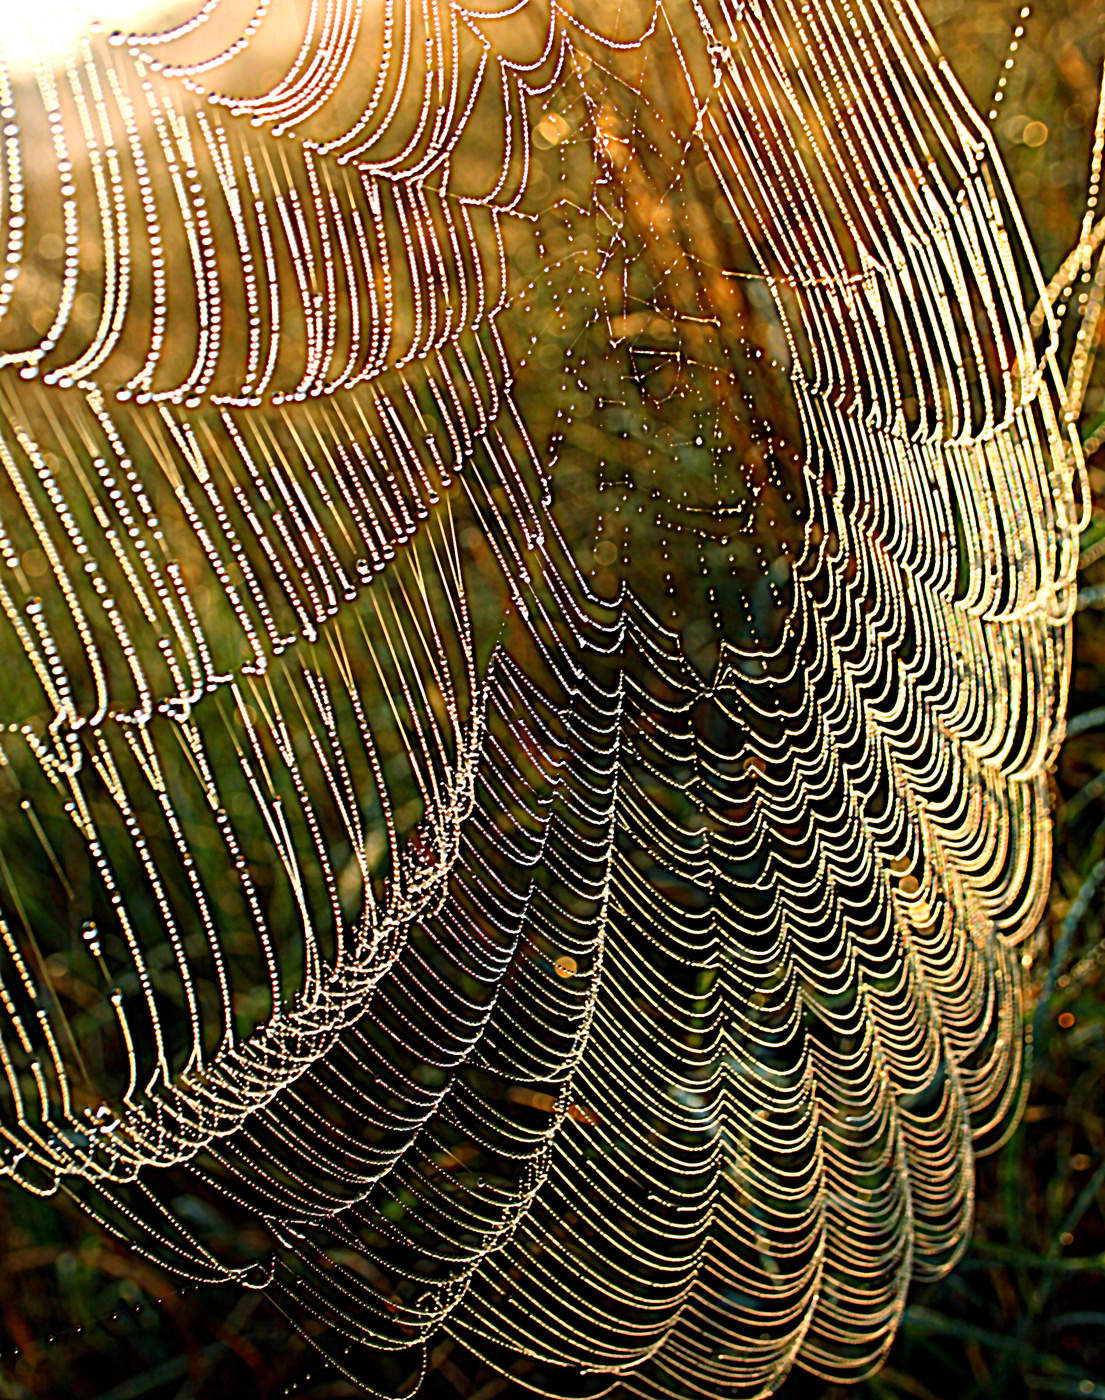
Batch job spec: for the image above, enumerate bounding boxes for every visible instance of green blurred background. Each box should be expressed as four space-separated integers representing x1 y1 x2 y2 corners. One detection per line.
1 0 1104 1396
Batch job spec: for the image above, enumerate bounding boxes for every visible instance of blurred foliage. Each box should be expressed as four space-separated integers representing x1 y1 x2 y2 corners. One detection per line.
1 0 1105 1396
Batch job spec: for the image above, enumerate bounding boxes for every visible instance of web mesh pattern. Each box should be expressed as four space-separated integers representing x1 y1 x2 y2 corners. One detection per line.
0 0 1082 1393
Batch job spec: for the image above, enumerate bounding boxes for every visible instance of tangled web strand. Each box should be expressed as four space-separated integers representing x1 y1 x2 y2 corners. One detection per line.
0 0 1083 1393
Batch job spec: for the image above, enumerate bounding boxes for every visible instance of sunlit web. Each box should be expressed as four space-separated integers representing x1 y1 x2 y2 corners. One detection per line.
0 0 1082 1394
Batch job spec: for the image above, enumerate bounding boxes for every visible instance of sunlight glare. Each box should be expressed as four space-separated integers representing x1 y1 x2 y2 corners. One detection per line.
0 0 165 68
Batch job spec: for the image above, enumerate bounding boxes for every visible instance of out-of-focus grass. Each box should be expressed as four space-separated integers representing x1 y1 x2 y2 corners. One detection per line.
1 1 1105 1397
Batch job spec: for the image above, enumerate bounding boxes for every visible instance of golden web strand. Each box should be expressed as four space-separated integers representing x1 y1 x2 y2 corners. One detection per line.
0 0 1081 1393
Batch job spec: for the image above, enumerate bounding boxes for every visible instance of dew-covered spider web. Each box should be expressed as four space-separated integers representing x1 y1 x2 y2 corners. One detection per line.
0 0 1085 1393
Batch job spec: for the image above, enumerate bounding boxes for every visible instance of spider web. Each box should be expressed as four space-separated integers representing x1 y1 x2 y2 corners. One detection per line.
0 0 1082 1393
